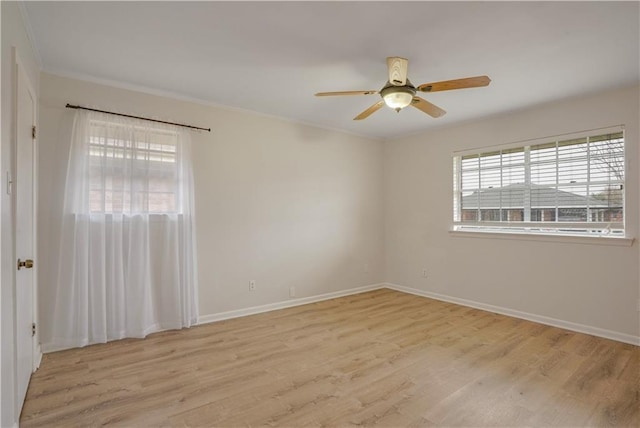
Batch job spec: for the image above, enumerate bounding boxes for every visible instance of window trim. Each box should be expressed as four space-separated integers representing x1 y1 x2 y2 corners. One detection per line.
449 229 634 247
452 125 630 240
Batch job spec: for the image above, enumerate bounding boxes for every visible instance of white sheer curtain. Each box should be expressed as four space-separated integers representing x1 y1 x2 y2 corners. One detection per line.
44 110 198 351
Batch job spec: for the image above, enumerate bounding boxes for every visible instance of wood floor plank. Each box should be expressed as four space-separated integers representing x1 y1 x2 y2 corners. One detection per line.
21 289 639 427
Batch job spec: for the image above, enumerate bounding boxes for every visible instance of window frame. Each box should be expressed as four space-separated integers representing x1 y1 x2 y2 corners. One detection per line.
451 125 632 243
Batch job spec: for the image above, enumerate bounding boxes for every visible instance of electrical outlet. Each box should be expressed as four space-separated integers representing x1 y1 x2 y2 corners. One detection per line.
289 286 296 298
364 263 369 273
249 280 256 291
422 269 428 278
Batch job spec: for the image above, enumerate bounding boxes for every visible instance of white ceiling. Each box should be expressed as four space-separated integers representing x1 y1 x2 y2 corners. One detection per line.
24 1 640 139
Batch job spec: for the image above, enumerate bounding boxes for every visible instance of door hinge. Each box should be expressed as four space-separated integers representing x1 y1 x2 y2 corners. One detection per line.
32 126 36 139
32 323 36 337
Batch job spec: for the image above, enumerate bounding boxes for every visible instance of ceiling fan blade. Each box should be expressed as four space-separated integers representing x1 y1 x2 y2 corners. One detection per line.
417 75 491 93
411 96 446 118
387 57 409 86
354 100 385 120
315 90 378 96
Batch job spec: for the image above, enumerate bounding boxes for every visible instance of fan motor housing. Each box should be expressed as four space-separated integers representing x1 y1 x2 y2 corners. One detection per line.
379 81 417 99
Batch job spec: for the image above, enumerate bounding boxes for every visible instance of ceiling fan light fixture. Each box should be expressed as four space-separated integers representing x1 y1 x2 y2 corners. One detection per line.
380 85 415 111
383 92 413 111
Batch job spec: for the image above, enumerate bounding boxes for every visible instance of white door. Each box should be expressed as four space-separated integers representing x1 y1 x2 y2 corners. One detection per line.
14 54 36 414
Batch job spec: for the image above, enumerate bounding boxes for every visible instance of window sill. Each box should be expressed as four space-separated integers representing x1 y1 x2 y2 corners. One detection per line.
449 229 635 246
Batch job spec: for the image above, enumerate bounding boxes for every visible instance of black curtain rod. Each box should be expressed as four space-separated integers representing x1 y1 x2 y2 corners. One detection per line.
65 104 211 132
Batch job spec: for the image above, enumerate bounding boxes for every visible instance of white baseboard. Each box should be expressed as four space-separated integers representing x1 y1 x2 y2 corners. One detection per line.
384 282 640 346
197 283 386 325
43 282 635 349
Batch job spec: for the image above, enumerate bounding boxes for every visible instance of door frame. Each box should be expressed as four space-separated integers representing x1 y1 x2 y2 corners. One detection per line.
12 47 40 418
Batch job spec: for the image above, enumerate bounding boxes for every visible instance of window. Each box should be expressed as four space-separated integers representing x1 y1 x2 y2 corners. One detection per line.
453 127 625 237
89 120 180 213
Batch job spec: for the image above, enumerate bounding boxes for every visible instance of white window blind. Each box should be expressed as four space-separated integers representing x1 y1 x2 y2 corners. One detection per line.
453 127 625 237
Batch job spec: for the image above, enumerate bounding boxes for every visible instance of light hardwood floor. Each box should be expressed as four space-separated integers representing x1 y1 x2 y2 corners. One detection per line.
21 289 639 427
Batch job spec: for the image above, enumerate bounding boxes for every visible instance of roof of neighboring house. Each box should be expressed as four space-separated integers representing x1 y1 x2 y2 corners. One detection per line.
462 183 619 209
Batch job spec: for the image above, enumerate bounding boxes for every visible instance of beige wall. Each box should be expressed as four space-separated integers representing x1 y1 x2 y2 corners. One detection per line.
1 1 41 426
384 85 640 340
37 73 385 328
38 75 640 345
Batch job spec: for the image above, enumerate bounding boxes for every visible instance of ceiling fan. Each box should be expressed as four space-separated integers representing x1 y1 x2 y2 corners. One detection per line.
315 57 491 120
